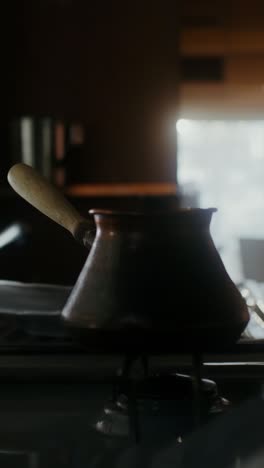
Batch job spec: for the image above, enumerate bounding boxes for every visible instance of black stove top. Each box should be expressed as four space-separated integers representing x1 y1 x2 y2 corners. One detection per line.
0 279 263 353
0 281 264 467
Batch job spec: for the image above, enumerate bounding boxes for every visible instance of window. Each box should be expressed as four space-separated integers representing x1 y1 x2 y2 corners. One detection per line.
177 119 264 282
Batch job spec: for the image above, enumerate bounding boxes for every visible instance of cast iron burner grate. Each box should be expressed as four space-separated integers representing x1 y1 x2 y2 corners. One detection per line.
94 354 230 443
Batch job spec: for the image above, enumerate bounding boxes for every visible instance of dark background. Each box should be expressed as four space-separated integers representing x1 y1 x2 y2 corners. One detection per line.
2 1 179 184
1 1 181 284
2 1 264 284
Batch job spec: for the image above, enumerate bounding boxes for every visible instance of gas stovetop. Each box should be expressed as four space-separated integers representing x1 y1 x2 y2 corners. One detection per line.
0 279 263 351
0 279 263 380
0 346 262 468
0 281 264 467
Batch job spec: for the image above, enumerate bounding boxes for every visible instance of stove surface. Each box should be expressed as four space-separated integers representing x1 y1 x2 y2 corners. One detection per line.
0 281 263 466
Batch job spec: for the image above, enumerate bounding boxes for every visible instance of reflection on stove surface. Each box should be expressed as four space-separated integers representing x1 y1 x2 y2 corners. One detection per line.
0 374 231 468
0 282 263 466
0 379 262 468
0 350 262 468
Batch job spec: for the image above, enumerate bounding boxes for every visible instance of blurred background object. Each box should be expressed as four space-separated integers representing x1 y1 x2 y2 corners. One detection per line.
9 116 86 187
177 0 264 284
176 119 264 283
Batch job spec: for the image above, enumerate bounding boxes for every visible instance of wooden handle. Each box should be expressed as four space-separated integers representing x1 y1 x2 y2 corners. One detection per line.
7 164 93 245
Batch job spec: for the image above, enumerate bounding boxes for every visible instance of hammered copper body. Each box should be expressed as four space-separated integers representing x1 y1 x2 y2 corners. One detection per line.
62 208 249 350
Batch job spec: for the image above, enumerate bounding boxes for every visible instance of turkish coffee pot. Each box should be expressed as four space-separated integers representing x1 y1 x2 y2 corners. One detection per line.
8 164 249 351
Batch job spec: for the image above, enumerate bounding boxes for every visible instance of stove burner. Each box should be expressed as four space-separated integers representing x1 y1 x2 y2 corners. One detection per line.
94 355 230 442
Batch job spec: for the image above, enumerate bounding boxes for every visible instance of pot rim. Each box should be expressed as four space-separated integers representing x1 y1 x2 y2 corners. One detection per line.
89 207 217 216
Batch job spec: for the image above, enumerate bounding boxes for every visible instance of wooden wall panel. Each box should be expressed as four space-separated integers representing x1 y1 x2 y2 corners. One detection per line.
179 2 264 116
180 83 264 117
226 57 264 84
180 28 227 56
181 28 264 56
